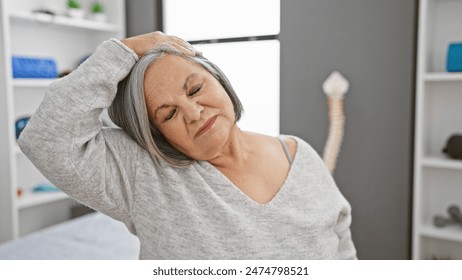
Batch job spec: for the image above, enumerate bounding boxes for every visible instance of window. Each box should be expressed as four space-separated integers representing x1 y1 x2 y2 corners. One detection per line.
163 0 280 41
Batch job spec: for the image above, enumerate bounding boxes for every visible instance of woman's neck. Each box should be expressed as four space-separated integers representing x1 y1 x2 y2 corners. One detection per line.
206 126 254 169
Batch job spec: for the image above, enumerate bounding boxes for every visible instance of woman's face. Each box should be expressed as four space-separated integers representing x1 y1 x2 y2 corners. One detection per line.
143 54 237 160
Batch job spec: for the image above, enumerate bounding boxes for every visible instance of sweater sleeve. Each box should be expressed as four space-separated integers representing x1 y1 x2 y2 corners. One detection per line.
326 170 357 259
302 138 358 260
335 205 358 259
17 39 140 234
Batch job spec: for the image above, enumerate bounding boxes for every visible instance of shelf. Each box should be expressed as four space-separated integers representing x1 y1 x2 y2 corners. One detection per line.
412 0 462 259
421 155 462 170
420 223 462 243
0 0 125 244
13 79 55 88
17 191 69 210
424 73 462 82
9 10 119 32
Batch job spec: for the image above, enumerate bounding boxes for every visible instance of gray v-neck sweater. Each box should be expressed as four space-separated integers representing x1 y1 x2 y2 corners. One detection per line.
18 39 357 260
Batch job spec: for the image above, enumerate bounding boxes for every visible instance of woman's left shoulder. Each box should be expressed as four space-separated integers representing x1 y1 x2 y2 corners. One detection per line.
279 135 298 160
279 135 324 163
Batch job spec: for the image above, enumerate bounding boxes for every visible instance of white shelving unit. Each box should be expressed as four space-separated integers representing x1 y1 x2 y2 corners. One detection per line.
0 0 125 244
9 10 119 32
12 78 55 87
17 191 70 210
413 0 462 259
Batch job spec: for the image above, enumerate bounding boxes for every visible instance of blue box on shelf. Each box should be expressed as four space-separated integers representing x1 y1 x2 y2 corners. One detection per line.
12 56 58 78
447 42 462 72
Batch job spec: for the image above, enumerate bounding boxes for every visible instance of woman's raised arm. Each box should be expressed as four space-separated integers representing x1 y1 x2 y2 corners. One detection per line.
17 33 194 234
17 39 139 233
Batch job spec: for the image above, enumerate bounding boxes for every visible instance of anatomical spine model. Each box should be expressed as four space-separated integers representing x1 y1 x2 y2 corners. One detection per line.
322 71 349 174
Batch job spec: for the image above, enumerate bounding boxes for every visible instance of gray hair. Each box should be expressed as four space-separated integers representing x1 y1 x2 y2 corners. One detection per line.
108 45 244 167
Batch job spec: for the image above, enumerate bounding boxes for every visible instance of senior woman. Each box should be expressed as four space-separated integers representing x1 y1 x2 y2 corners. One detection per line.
18 32 357 260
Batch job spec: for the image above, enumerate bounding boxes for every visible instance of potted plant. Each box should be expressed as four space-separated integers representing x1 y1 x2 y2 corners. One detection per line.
67 0 85 19
90 1 107 22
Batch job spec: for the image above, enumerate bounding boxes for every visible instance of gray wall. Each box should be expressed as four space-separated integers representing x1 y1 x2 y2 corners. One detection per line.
126 0 417 259
280 0 416 259
126 0 161 36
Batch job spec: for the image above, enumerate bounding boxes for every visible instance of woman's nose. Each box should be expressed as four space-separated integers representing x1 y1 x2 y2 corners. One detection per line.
183 100 204 123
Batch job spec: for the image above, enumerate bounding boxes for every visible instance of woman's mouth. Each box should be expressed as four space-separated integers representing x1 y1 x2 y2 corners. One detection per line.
195 116 217 137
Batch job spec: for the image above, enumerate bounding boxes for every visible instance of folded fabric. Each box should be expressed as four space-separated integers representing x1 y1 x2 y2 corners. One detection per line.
12 56 58 78
32 183 61 192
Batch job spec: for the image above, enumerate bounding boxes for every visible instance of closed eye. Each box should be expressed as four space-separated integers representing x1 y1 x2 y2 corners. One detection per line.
189 84 202 96
165 108 177 121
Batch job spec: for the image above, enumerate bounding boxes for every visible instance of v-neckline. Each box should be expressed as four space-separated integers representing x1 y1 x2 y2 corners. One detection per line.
196 136 300 207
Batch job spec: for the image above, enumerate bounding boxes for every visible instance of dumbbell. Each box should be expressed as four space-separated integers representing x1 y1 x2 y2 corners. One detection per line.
433 215 457 227
432 205 462 228
448 205 462 225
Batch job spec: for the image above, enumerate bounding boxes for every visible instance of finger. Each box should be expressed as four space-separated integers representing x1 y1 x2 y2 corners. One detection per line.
193 47 203 56
183 44 202 57
171 35 188 46
172 36 195 51
172 42 197 57
182 45 197 56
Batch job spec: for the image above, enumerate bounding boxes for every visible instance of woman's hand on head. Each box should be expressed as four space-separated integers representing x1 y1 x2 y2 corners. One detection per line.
120 31 198 58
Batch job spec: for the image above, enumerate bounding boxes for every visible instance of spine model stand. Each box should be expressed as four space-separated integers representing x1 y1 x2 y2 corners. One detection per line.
322 71 349 174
